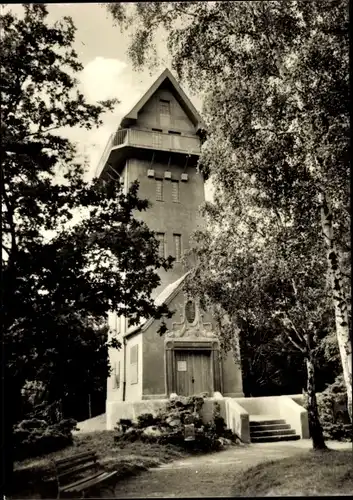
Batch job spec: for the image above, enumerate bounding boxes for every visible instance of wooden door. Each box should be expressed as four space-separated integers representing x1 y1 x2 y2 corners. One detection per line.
175 351 212 396
192 351 212 395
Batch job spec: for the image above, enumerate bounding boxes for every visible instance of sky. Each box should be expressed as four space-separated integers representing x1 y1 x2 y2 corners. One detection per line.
7 3 204 183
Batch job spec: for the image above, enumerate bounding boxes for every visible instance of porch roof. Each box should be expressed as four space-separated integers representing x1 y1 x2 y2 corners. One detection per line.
125 272 190 338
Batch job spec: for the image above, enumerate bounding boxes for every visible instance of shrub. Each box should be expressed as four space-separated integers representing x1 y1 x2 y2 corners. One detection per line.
316 375 352 441
137 413 155 428
13 418 78 460
114 396 237 452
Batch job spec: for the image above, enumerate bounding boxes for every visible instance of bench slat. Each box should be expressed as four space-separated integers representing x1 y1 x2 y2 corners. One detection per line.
56 456 97 474
66 471 118 493
58 460 98 480
61 471 108 493
54 451 96 467
54 451 115 498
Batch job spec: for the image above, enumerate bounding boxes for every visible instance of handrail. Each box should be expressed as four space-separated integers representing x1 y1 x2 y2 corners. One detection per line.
94 133 114 178
95 128 201 178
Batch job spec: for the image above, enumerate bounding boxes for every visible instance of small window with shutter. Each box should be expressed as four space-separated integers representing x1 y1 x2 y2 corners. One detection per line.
130 345 138 384
156 233 165 258
173 233 181 262
172 180 179 202
156 179 163 201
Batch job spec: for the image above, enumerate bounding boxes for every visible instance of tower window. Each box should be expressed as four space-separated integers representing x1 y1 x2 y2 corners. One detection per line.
156 232 165 258
159 99 170 115
173 233 181 262
172 180 179 203
130 345 138 385
159 99 171 128
156 179 163 201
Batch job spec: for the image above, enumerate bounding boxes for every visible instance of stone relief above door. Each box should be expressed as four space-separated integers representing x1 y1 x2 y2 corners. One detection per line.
166 298 216 338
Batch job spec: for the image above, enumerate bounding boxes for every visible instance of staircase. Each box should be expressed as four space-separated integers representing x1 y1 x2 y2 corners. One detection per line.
250 415 301 443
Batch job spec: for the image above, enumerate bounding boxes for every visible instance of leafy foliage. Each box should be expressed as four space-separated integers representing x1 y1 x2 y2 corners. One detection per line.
13 418 78 461
316 375 352 441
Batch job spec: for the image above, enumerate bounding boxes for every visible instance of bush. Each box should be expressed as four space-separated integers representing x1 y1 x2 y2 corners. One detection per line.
317 375 352 441
137 413 155 428
13 418 78 460
114 396 237 452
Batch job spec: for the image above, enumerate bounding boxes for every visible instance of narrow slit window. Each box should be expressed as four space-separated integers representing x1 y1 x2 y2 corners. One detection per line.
114 361 120 389
156 179 163 201
156 233 165 258
173 234 181 262
172 180 179 203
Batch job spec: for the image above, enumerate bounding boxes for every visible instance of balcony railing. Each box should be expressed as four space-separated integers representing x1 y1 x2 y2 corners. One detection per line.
95 128 201 178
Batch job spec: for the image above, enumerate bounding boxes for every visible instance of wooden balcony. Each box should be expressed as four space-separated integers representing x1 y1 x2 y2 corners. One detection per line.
95 128 201 178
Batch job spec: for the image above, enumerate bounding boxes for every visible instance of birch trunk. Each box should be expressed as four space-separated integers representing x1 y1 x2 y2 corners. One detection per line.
305 350 327 450
320 192 352 422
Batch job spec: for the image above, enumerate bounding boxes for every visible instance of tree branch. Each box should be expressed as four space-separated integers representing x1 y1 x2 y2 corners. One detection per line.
286 330 306 353
24 125 63 139
284 310 305 345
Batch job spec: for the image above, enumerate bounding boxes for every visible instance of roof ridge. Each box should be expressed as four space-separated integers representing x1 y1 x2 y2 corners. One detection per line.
119 68 205 132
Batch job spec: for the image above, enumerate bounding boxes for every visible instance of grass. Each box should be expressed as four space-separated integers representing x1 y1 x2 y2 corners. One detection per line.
231 449 353 496
12 431 189 498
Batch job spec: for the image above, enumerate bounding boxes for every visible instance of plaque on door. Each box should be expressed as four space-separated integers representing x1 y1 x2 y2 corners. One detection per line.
177 361 187 371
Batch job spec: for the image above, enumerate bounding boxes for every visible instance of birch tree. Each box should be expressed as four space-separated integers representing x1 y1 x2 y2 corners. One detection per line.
182 167 331 449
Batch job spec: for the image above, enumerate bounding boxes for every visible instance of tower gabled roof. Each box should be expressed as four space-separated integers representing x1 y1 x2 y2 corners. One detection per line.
120 68 205 132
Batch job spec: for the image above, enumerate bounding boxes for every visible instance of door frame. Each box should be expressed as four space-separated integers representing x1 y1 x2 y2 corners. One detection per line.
165 339 222 396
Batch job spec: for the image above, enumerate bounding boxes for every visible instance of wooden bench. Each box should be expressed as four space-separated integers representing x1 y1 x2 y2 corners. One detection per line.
52 450 117 498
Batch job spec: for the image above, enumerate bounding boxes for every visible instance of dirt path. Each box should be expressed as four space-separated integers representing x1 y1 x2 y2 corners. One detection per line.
107 440 351 498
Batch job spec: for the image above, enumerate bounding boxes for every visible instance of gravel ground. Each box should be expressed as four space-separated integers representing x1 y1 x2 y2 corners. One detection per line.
105 440 352 498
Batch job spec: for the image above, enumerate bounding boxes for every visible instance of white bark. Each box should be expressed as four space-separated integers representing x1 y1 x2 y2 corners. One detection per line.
320 192 352 421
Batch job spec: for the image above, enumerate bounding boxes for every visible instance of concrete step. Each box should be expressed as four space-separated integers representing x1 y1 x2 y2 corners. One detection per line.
251 428 296 437
251 433 301 443
249 414 279 421
250 423 291 432
250 419 286 426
